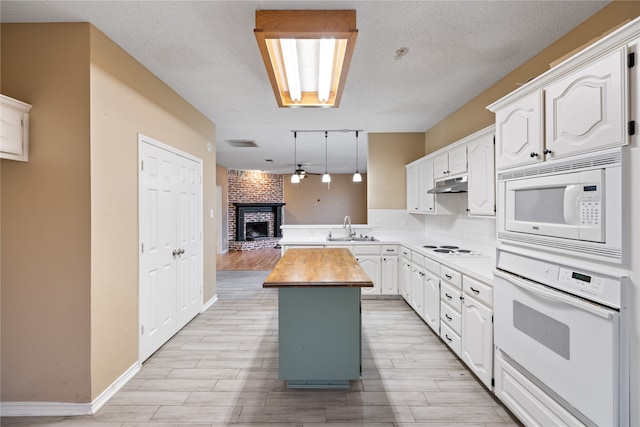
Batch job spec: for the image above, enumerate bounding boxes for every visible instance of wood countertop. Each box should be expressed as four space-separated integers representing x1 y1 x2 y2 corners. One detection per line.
263 248 374 288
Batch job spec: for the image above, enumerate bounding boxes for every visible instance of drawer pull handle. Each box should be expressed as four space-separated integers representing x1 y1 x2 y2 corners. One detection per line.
470 287 480 295
445 334 452 342
445 274 453 280
445 314 452 321
445 293 452 300
386 249 394 252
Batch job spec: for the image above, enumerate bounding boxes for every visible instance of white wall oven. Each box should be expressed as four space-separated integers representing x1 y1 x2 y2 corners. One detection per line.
497 147 624 263
494 250 629 427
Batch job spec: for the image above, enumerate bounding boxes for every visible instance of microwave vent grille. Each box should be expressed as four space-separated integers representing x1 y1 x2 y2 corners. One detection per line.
498 232 622 262
498 150 622 181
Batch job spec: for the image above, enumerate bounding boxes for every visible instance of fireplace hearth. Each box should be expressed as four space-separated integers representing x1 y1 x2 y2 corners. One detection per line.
245 221 268 240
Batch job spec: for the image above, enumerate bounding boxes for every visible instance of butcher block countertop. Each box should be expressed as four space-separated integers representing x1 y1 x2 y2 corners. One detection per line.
263 248 374 288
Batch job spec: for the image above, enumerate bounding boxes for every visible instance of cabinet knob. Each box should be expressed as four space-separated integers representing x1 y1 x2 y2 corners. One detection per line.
543 148 553 155
530 152 539 158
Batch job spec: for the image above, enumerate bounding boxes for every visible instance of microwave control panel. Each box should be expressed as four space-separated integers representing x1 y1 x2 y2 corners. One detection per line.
579 186 601 226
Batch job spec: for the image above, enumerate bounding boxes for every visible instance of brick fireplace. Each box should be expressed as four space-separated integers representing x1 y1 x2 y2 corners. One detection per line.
227 170 284 251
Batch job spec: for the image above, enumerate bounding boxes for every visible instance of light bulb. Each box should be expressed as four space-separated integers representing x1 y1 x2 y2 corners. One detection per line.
352 172 362 182
291 174 300 184
322 173 331 183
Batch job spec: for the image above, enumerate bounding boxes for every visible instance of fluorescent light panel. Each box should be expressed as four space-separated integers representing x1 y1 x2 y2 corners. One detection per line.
255 10 357 108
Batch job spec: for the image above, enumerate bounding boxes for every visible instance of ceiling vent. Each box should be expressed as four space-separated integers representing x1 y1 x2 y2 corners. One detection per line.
225 139 259 148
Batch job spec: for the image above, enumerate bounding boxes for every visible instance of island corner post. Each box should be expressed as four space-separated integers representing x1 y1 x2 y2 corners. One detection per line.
263 248 373 388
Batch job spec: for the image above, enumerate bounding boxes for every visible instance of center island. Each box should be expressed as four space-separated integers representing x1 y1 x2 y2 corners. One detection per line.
263 248 373 388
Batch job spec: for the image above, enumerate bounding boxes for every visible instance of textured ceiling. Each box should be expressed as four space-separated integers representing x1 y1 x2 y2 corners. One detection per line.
1 1 609 174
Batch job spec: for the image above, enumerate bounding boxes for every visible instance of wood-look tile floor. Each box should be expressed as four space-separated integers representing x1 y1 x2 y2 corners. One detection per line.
2 271 520 427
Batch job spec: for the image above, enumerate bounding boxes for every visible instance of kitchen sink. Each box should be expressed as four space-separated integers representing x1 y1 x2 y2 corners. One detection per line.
350 236 378 242
326 236 378 242
326 236 352 241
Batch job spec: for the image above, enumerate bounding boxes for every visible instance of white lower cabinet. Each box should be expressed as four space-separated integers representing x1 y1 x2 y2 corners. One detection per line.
357 255 381 295
381 252 399 295
410 260 425 317
422 268 440 334
495 349 582 426
400 248 412 304
461 275 494 389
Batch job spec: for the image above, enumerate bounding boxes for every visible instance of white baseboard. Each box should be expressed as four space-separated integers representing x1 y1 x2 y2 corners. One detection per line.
0 361 140 417
201 294 218 313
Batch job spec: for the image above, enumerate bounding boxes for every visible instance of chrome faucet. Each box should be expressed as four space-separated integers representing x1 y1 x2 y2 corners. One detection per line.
343 215 355 238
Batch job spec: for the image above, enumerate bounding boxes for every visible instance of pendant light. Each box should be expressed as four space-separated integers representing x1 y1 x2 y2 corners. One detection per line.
291 131 300 183
321 131 331 184
352 130 362 182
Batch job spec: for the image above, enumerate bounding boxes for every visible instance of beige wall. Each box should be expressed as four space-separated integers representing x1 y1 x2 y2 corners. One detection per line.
368 133 425 210
425 1 640 153
1 23 216 403
89 26 216 398
284 174 367 224
1 23 92 402
216 165 229 252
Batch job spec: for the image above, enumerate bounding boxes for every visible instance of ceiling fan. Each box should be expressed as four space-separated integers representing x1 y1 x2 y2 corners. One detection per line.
293 163 320 180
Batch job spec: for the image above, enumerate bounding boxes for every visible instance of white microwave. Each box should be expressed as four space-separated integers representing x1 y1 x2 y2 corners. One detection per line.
497 148 624 263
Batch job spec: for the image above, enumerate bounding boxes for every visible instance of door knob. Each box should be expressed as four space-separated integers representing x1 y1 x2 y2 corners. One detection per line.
543 148 553 155
530 152 539 158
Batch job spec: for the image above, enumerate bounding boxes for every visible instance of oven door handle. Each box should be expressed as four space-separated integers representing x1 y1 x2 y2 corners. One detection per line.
495 270 613 319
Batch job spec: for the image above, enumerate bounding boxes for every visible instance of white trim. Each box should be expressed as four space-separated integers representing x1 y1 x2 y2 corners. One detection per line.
0 362 140 417
90 361 141 414
201 294 218 313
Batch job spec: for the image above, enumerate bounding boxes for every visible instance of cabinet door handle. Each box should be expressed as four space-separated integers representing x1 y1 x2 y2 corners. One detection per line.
445 334 452 343
445 314 452 321
172 249 179 257
543 148 553 155
445 293 452 300
530 152 539 158
470 286 480 295
445 274 453 280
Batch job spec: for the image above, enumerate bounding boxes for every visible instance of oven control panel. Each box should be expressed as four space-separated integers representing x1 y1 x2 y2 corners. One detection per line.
558 267 605 295
497 249 625 309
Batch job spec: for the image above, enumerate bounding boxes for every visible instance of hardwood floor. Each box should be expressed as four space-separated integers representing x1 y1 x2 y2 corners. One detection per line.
216 248 281 271
1 271 519 426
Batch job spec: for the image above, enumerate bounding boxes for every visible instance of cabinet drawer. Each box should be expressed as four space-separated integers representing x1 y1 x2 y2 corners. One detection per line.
353 245 381 255
412 252 425 268
381 245 398 255
401 246 411 259
463 276 493 308
440 303 462 335
440 322 461 357
424 257 440 275
440 265 461 288
440 281 462 312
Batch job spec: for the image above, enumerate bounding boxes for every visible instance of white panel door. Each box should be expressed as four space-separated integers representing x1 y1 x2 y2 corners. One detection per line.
544 47 627 158
139 135 203 362
139 141 179 362
176 154 203 329
495 90 543 169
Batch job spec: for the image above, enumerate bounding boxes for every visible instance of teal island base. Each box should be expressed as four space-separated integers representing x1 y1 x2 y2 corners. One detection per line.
278 287 362 388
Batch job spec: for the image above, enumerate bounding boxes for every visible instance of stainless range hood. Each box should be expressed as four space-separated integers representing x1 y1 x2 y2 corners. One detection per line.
427 176 468 194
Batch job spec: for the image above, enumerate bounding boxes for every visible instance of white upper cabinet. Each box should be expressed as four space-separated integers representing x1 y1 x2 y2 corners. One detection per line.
544 47 627 159
406 163 420 213
489 19 639 170
494 91 543 170
467 127 496 216
434 145 467 180
418 158 435 213
1 94 32 162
